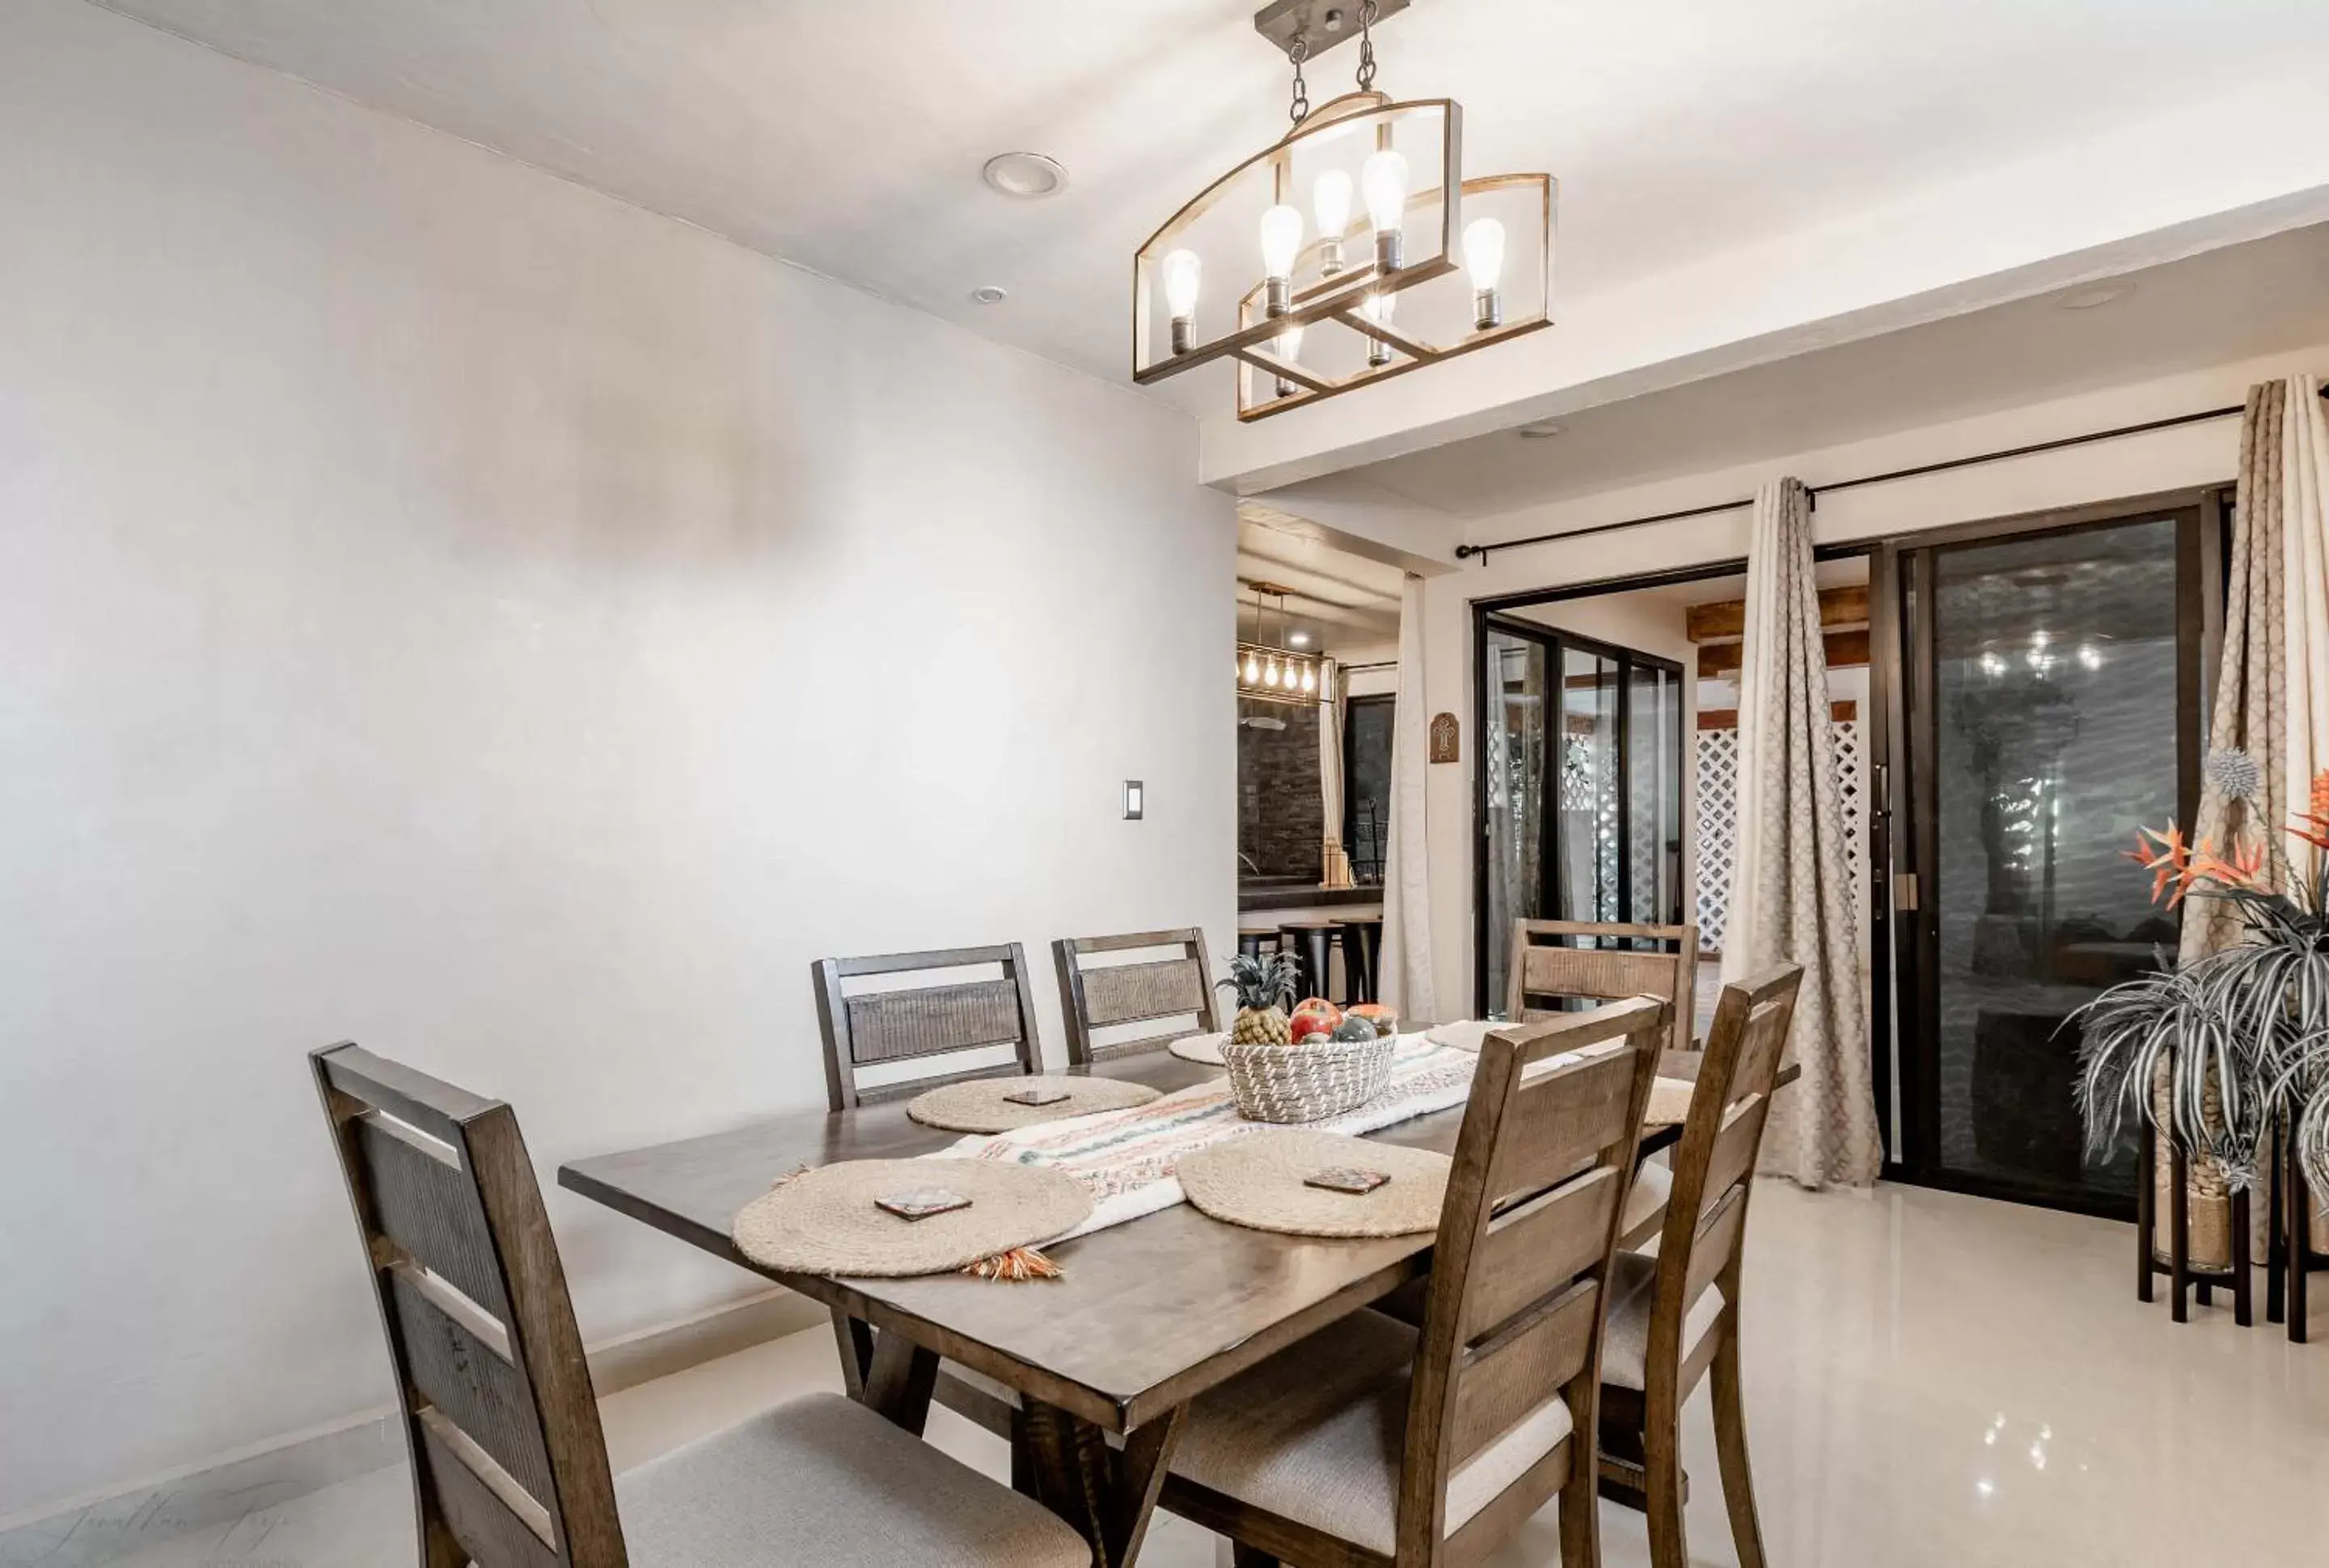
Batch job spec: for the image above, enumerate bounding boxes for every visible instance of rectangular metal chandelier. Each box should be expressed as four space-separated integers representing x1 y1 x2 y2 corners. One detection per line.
1133 0 1556 421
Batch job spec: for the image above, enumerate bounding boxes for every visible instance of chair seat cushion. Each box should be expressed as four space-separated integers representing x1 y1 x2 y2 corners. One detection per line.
1600 1249 1725 1392
1623 1156 1672 1238
616 1393 1088 1568
1170 1309 1574 1556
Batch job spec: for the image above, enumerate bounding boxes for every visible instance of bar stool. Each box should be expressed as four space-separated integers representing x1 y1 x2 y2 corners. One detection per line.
1278 919 1346 1004
1336 915 1384 1005
1236 927 1282 962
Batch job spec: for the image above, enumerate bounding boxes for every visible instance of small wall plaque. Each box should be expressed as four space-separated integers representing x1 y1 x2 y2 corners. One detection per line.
1429 712 1460 764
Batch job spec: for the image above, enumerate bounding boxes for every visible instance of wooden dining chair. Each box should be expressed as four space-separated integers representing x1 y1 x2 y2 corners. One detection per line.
308 1043 1087 1568
1507 919 1699 1056
809 945 1046 1453
1160 995 1670 1568
811 943 1045 1111
1596 962 1803 1568
1052 926 1218 1066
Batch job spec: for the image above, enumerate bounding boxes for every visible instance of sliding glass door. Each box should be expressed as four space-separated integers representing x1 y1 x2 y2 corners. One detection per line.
1477 618 1685 1012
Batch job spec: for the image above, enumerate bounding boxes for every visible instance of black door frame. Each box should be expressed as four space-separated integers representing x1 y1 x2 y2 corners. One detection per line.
1468 609 1686 1016
1884 487 2226 1219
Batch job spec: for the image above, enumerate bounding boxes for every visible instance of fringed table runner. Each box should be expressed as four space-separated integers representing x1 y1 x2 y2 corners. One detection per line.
934 1033 1478 1240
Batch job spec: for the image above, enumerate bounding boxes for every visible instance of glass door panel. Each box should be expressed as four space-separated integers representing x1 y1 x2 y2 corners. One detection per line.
1913 513 2192 1211
1629 661 1684 927
1482 628 1549 1012
1558 647 1619 923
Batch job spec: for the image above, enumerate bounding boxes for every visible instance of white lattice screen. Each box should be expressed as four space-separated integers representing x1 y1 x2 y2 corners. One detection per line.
1695 717 1863 955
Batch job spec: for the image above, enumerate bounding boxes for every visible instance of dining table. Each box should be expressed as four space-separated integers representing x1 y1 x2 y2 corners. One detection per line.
559 1038 1782 1566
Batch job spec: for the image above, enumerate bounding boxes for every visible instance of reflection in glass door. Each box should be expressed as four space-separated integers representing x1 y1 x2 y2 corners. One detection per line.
1899 507 2204 1214
1477 618 1686 1013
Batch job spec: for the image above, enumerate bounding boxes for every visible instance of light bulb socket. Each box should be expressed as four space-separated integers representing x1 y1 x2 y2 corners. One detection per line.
1274 374 1297 399
1319 237 1344 277
1367 336 1393 368
1169 315 1193 355
1373 230 1404 273
1473 288 1503 332
1264 277 1291 317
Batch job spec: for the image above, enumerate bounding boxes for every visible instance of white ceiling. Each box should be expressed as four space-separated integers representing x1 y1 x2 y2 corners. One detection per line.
1349 220 2329 519
91 0 2329 416
1237 501 1405 649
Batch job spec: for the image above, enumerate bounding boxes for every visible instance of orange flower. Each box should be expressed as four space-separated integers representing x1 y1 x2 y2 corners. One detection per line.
2311 768 2329 821
2187 839 2265 893
2127 823 2192 907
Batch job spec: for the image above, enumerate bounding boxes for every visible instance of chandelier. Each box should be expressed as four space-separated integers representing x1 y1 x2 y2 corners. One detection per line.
1134 0 1555 421
1238 582 1321 704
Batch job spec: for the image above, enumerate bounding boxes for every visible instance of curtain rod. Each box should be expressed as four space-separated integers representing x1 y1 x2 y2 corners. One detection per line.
1452 385 2329 566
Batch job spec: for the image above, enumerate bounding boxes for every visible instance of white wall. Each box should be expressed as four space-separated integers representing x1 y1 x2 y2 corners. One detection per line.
0 0 1232 1519
1414 341 2329 1016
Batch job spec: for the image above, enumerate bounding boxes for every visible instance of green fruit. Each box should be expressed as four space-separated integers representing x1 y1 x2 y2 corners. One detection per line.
1329 1016 1378 1043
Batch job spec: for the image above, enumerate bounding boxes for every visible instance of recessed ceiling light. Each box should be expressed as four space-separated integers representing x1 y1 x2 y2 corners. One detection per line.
982 152 1068 200
1515 420 1565 438
1287 630 1312 648
2057 283 2133 311
970 285 1008 306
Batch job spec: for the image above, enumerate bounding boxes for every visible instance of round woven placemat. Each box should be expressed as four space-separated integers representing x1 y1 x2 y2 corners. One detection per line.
732 1159 1092 1277
1425 1019 1498 1053
904 1076 1160 1134
1169 1031 1228 1065
1178 1129 1450 1238
1645 1076 1697 1127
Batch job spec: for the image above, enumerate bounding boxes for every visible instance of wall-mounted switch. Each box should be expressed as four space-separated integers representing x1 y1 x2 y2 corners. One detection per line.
1123 780 1144 820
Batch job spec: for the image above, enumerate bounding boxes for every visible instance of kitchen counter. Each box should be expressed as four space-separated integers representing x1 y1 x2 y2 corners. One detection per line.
1237 882 1385 915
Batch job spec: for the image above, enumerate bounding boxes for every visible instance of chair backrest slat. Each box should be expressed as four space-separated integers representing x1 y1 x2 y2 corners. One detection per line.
1053 928 1218 1066
1395 996 1667 1559
1638 963 1804 1403
1507 919 1698 1056
312 1042 626 1568
814 945 1043 1109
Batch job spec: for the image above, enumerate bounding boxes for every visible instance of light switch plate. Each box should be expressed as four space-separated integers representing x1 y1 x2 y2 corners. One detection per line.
1124 780 1144 820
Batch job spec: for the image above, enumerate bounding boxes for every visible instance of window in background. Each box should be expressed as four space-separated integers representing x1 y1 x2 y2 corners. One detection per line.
1343 693 1395 886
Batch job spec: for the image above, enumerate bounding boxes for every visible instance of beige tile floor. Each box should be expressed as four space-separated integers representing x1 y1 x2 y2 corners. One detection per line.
105 1181 2329 1568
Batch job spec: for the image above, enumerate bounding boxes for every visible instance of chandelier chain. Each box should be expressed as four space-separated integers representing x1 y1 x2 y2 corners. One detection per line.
1287 36 1309 125
1356 0 1379 91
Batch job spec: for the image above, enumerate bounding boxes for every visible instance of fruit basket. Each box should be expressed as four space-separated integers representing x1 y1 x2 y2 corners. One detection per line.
1213 953 1397 1122
1219 1032 1397 1123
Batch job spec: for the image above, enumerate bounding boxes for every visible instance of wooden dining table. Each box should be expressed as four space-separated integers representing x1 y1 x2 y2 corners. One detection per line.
560 1042 1768 1566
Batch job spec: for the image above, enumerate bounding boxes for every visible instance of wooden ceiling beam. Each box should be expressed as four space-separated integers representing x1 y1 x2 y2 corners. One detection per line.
1687 585 1869 644
1697 628 1869 679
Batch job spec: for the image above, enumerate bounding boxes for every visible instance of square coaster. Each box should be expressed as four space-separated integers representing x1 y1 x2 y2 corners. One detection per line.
875 1188 973 1221
1002 1084 1074 1107
1304 1166 1392 1194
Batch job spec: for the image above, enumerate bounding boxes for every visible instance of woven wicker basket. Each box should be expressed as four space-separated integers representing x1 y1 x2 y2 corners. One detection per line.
1220 1033 1397 1123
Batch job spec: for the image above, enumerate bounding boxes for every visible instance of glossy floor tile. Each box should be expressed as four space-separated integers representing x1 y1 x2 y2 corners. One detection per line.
101 1181 2329 1568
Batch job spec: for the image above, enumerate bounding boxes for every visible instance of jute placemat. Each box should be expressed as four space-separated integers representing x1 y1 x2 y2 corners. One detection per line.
1425 1020 1497 1053
906 1076 1160 1134
1645 1076 1696 1127
1168 1031 1228 1065
1177 1129 1450 1238
732 1158 1092 1277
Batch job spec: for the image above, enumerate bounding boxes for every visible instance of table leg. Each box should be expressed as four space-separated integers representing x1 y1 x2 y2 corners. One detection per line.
1021 1398 1185 1568
860 1329 939 1435
830 1308 874 1398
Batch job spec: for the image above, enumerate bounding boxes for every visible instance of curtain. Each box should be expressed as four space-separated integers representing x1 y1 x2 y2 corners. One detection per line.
1379 576 1439 1021
1318 657 1346 886
1723 478 1883 1188
2174 376 2329 1266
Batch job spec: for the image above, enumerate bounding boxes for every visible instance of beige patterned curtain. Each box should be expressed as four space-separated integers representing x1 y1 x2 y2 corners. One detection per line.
1379 576 1439 1021
1722 478 1883 1188
1318 657 1346 885
2174 376 2329 1266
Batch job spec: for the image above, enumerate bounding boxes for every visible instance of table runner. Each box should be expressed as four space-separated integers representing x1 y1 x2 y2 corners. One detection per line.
936 1033 1477 1240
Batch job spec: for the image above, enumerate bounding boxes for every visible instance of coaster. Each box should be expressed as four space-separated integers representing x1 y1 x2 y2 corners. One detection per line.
733 1158 1091 1277
905 1076 1162 1134
1168 1031 1228 1065
1178 1129 1449 1238
1304 1166 1391 1194
874 1187 972 1221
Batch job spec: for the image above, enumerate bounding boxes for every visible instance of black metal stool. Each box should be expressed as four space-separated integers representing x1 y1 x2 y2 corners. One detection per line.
1236 927 1281 963
1336 915 1384 1005
1278 920 1346 1004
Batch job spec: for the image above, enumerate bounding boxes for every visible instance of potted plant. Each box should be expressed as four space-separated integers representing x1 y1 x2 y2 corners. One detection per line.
2075 751 2329 1195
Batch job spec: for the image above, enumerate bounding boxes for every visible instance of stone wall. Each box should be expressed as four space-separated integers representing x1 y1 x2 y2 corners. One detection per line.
1239 698 1323 878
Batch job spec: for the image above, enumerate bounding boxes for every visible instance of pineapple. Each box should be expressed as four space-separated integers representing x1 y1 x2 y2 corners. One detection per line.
1217 951 1301 1046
